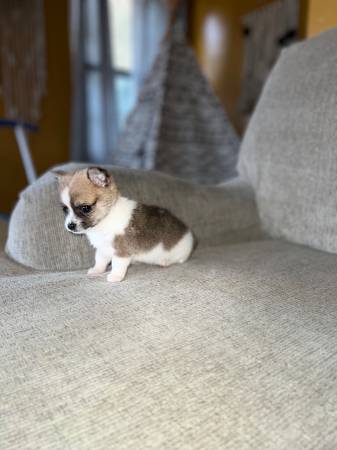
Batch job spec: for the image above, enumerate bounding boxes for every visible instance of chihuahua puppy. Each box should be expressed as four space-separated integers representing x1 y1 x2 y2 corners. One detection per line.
54 167 195 282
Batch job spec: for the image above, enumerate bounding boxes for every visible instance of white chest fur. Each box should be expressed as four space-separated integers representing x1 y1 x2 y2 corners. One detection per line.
86 197 136 254
86 195 194 272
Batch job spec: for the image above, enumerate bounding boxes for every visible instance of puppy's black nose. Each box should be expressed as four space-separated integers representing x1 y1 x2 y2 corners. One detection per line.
67 222 76 231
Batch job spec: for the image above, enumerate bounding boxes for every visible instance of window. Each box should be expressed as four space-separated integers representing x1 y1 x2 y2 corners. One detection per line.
72 0 167 163
108 0 136 132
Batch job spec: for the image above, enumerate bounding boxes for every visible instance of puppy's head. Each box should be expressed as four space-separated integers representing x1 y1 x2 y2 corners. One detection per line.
54 167 119 234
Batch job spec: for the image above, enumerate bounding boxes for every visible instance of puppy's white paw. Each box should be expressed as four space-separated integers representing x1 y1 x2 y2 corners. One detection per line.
160 259 171 267
87 267 105 277
107 272 125 283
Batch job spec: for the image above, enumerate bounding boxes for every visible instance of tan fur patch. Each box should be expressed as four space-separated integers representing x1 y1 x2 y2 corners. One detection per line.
57 168 119 228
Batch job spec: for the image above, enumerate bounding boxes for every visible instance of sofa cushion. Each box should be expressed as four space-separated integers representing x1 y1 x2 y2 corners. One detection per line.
238 28 337 253
0 220 31 278
6 163 262 271
2 239 337 448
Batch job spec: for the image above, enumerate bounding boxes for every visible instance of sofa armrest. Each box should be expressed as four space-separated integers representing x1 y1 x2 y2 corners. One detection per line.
6 163 263 271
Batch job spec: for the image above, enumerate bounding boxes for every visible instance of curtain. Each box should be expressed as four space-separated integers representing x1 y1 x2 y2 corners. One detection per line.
69 0 167 163
133 0 168 92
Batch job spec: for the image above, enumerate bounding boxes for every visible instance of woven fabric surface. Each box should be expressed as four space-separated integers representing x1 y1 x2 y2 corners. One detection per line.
114 26 239 184
5 163 263 271
238 28 337 253
0 220 32 277
2 239 337 449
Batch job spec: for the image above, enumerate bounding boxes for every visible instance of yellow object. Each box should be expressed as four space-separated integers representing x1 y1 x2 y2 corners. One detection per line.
304 0 337 37
190 0 275 134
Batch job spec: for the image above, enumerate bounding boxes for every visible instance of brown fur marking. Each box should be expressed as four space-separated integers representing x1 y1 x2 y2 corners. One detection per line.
113 204 189 258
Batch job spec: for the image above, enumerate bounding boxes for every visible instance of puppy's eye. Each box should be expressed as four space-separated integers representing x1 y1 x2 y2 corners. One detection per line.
62 205 68 214
80 204 92 214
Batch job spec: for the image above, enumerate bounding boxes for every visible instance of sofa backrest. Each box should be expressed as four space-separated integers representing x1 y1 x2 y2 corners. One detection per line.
238 28 337 253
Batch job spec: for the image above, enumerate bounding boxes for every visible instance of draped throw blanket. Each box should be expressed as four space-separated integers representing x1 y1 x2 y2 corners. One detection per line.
113 19 239 185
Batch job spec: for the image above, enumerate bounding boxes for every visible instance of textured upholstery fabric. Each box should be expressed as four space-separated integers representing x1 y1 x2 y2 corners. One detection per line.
6 163 262 271
2 239 337 449
238 28 337 253
0 220 34 278
4 27 337 450
0 251 33 278
0 221 29 277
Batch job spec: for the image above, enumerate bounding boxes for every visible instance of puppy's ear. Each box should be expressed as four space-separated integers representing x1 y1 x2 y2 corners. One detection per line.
87 167 111 187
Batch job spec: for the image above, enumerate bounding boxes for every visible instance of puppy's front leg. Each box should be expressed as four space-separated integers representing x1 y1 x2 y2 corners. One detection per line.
107 256 131 282
87 250 111 276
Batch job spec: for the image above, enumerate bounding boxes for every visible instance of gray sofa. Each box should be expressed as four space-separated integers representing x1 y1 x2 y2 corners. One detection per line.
2 28 337 449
